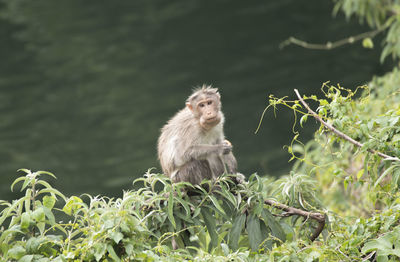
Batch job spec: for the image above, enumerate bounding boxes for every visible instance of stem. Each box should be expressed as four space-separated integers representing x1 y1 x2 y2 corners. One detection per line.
280 27 384 50
294 89 400 162
264 199 325 241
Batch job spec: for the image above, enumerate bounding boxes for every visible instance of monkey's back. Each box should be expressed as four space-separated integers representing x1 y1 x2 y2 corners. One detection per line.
158 108 198 176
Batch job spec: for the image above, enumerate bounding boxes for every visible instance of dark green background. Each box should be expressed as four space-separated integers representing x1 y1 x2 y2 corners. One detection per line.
0 0 390 200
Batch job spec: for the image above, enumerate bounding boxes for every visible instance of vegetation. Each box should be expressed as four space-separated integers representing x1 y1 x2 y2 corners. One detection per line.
2 0 400 261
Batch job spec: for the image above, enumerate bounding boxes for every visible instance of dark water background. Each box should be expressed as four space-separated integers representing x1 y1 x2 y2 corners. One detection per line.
0 0 391 200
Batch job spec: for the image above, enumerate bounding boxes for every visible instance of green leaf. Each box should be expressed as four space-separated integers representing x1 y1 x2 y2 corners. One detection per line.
7 245 26 259
374 165 397 188
167 192 176 229
0 226 23 243
20 177 32 192
36 222 45 235
110 231 124 244
94 243 107 261
21 212 30 230
24 188 32 212
261 209 286 242
361 229 400 257
362 37 374 49
43 207 56 225
35 170 57 179
356 169 364 180
246 214 263 251
10 177 26 192
62 196 83 216
228 213 246 251
17 168 31 174
32 207 45 222
201 208 218 251
26 237 43 253
174 195 191 218
107 244 121 262
18 255 34 262
37 188 66 201
221 243 230 256
300 114 308 128
208 195 226 217
36 180 54 190
43 195 56 210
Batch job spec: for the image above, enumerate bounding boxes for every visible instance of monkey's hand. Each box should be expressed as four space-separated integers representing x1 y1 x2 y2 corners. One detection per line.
221 140 233 155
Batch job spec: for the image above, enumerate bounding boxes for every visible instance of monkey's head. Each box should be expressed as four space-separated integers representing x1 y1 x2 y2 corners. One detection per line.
186 85 222 130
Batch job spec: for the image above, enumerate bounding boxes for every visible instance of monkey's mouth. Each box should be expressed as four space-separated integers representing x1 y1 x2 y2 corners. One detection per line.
205 116 218 122
205 116 221 125
200 116 221 130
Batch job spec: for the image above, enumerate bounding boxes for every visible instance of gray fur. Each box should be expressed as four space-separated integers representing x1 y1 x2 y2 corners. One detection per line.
158 85 238 184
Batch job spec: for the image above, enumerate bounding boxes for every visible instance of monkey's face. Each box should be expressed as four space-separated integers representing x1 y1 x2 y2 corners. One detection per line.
189 96 221 130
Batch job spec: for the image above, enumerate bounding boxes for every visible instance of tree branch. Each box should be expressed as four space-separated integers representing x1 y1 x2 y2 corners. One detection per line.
294 89 400 162
280 27 383 50
264 199 325 241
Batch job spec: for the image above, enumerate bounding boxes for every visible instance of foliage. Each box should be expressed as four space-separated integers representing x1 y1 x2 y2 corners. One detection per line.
1 1 400 261
261 67 400 260
333 0 400 62
1 169 327 261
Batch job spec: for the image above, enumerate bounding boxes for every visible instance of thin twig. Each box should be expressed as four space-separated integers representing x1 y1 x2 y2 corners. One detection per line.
280 27 384 50
264 199 325 241
294 89 400 162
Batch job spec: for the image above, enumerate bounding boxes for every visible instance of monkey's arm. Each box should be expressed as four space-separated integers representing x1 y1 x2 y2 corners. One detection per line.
185 143 232 161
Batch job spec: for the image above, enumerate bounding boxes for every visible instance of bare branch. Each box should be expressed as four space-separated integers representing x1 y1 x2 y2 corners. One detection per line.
280 27 383 50
294 89 400 161
264 199 325 241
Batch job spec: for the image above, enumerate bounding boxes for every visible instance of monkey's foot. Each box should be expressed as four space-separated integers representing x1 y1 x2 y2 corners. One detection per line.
235 173 246 184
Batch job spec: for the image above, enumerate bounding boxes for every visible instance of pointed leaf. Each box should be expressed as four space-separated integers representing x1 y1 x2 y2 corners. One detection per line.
246 214 263 251
43 206 56 226
208 195 226 216
174 195 191 217
168 192 176 229
110 231 124 244
21 212 30 230
20 178 32 192
228 213 246 251
107 244 121 262
262 209 286 242
37 188 66 201
32 207 45 222
18 255 34 262
43 195 56 210
7 245 26 259
36 180 54 190
300 114 308 127
94 243 107 261
10 177 26 192
35 170 56 179
24 188 32 212
374 165 397 188
201 208 218 251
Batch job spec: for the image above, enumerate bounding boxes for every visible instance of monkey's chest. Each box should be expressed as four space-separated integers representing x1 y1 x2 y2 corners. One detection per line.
199 125 223 145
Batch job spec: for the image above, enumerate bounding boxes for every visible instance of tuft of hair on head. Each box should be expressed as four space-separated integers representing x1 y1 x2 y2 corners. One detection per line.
187 84 220 104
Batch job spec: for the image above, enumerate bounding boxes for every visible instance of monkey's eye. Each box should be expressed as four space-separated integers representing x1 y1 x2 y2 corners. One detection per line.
207 101 212 105
199 103 205 108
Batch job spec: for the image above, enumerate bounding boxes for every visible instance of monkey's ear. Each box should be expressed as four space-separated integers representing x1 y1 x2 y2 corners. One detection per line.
186 102 193 111
215 91 221 100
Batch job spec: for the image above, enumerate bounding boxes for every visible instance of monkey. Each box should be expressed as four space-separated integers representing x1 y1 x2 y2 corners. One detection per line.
157 85 240 185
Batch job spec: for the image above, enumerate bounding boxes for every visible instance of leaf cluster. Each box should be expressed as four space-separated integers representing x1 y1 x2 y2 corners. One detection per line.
1 169 326 261
333 0 400 62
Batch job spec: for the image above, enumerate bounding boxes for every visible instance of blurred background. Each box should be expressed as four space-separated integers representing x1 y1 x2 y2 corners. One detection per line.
0 0 392 200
